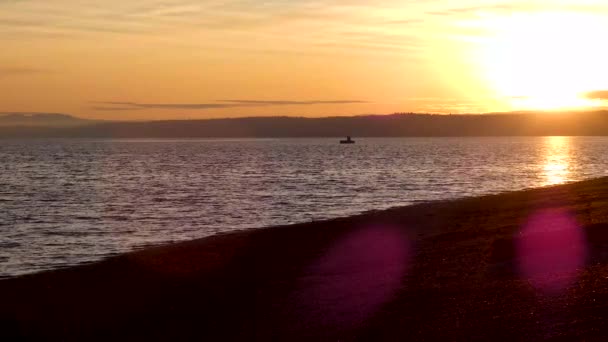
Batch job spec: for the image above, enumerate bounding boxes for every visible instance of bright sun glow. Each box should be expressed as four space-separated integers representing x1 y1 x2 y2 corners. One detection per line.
476 11 608 111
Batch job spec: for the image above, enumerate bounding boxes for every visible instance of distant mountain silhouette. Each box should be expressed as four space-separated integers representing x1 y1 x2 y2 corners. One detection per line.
0 113 94 127
3 111 608 138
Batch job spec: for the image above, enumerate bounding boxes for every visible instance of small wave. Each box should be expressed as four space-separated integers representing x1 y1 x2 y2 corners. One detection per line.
74 216 101 221
42 231 93 238
104 215 130 221
0 242 21 249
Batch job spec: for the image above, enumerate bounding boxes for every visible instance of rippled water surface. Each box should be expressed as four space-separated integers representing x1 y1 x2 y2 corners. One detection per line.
2 137 608 277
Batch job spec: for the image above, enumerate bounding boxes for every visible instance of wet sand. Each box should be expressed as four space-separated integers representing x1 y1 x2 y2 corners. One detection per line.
4 178 608 340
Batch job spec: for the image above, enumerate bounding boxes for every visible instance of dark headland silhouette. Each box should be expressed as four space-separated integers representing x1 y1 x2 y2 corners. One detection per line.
0 113 95 127
3 111 608 138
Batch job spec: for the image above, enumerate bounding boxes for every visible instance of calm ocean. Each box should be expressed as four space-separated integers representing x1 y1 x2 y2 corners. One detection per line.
2 136 608 277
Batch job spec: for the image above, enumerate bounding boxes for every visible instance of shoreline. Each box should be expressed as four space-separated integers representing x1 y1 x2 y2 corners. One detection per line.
4 177 608 340
0 178 584 280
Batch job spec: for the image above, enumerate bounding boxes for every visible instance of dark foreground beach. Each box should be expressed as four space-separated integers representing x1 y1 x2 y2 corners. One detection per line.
5 178 608 341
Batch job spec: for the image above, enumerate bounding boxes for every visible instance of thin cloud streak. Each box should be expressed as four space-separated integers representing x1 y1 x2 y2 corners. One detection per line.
220 100 368 105
93 100 369 111
427 3 521 16
426 2 608 17
91 107 144 111
100 102 242 109
0 111 66 116
0 67 49 77
0 1 440 55
384 19 424 25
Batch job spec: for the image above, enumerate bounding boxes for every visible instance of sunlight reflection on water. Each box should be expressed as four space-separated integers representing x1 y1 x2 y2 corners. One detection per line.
541 136 572 186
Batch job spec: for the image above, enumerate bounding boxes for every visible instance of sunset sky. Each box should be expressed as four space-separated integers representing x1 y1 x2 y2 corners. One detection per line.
2 0 608 120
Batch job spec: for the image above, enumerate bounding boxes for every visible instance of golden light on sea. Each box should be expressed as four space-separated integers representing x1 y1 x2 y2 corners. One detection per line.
541 136 572 186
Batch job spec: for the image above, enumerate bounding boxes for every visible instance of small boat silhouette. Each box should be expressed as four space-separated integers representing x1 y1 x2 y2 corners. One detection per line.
340 136 355 144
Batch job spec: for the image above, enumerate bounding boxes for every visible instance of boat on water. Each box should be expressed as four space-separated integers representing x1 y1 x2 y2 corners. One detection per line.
340 136 355 144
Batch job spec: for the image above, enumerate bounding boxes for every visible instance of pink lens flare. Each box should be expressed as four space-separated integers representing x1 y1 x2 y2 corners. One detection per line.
516 208 586 294
291 224 411 329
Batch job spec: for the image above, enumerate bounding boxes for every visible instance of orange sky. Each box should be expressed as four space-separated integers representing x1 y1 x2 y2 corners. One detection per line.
1 0 608 120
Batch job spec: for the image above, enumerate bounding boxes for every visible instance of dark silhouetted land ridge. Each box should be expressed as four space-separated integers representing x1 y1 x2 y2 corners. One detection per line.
3 111 608 137
0 113 95 127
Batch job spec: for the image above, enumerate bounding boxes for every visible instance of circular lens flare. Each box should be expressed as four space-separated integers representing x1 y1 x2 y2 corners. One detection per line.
516 208 586 294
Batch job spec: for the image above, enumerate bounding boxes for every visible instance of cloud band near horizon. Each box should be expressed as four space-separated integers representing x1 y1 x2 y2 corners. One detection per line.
585 91 608 100
93 100 369 111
